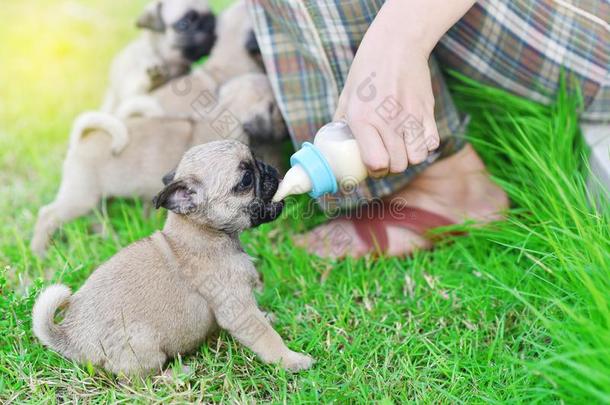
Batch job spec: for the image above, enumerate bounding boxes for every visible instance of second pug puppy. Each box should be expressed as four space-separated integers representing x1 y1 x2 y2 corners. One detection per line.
33 140 314 376
101 0 216 114
116 0 262 120
31 74 286 256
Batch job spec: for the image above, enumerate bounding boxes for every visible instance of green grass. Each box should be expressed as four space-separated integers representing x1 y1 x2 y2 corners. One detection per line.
1 1 609 403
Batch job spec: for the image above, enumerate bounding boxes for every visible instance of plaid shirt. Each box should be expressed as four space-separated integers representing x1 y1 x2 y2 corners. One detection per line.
249 0 610 208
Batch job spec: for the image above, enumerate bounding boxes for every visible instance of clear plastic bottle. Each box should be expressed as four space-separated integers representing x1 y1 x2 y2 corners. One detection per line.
273 121 368 201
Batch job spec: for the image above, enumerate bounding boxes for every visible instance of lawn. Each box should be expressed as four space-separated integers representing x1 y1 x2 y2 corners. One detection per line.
1 1 609 403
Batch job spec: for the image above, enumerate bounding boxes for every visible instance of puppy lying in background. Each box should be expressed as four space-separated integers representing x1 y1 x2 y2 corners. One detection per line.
101 0 216 115
116 0 263 120
109 0 288 170
31 74 286 257
33 140 314 376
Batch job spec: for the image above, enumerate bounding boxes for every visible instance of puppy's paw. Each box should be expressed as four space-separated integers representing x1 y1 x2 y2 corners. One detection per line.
161 365 191 379
30 232 51 258
147 65 169 90
280 351 314 372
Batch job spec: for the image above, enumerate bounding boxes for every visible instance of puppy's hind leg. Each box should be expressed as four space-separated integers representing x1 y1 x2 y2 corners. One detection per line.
109 325 168 376
90 198 111 238
31 167 101 257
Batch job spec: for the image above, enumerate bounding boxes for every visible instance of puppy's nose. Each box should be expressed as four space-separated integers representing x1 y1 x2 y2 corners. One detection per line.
255 159 280 201
243 115 270 139
264 163 279 179
243 121 257 136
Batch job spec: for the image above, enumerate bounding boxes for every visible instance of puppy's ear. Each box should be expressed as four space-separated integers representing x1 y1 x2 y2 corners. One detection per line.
153 180 198 214
245 30 260 56
136 2 165 32
162 168 176 185
245 30 265 69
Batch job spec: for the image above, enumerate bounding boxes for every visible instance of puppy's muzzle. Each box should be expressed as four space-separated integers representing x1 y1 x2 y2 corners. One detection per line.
243 115 272 140
254 159 280 201
174 12 217 61
249 159 283 227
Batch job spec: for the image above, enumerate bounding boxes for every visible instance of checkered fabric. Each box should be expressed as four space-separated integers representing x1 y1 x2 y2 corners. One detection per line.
436 0 610 123
248 0 610 209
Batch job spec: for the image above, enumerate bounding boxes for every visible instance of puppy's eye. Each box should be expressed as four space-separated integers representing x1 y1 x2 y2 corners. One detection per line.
240 170 254 189
175 10 198 31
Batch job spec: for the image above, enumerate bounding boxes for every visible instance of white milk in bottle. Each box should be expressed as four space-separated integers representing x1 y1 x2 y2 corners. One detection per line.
273 121 368 201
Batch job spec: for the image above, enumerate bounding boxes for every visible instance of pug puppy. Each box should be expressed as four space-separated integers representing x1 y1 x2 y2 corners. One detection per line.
32 140 314 376
116 0 263 120
31 74 286 257
214 73 286 142
101 0 216 115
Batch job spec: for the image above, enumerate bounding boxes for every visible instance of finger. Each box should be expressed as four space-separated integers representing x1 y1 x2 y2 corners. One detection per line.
424 112 440 152
349 119 389 178
379 122 408 173
403 114 430 165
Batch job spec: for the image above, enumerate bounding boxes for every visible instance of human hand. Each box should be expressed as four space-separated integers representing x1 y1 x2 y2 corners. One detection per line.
334 0 475 177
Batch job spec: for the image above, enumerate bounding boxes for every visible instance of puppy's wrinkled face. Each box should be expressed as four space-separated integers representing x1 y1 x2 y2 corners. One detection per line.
154 140 284 233
219 74 287 142
137 0 216 62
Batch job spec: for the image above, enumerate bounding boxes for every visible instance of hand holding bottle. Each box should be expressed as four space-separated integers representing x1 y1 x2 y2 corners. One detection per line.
334 0 476 177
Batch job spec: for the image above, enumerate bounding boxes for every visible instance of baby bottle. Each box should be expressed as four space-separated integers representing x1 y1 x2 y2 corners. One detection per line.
273 121 368 201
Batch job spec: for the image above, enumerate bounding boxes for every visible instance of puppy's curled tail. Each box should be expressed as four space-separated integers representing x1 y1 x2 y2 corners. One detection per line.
32 284 72 355
115 96 164 120
69 111 129 155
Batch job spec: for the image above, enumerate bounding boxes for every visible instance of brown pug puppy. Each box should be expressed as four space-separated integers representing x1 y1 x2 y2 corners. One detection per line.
101 0 216 115
32 140 314 376
31 74 286 257
116 0 263 121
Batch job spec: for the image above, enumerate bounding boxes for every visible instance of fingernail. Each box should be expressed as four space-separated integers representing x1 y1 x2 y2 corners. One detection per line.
427 139 440 151
369 169 388 178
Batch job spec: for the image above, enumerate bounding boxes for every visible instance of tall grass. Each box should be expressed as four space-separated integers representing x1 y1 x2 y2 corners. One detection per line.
451 73 610 402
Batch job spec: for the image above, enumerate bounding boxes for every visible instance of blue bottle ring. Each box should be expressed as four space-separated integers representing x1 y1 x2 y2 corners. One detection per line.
290 142 338 198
